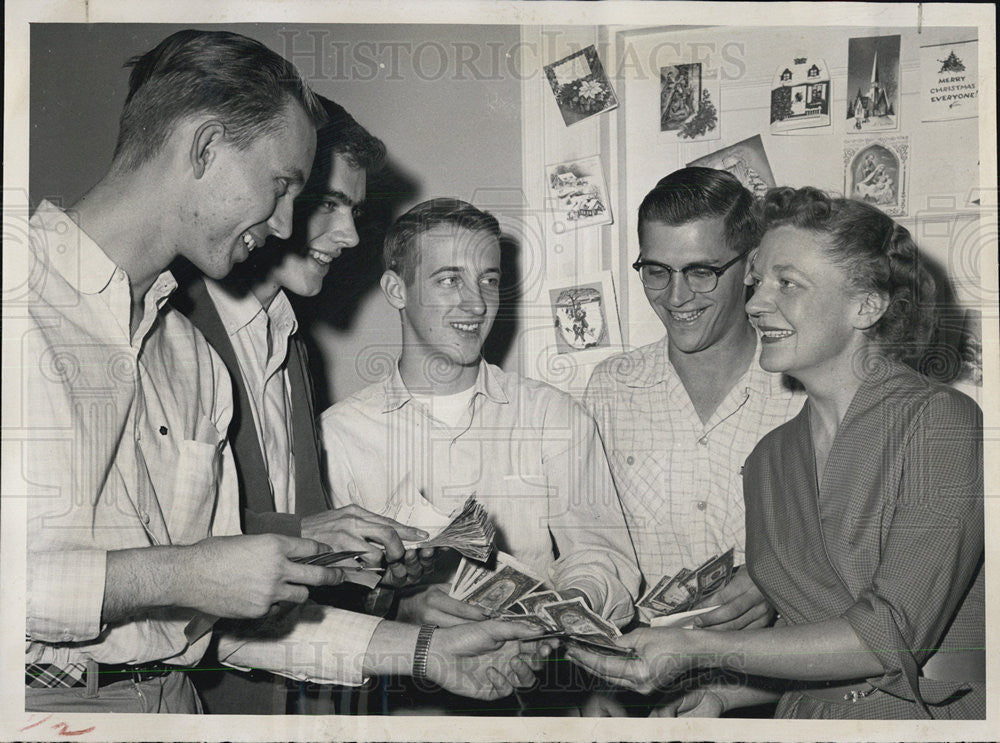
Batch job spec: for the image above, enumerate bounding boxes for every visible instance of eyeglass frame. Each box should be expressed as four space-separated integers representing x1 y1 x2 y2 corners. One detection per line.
631 248 751 293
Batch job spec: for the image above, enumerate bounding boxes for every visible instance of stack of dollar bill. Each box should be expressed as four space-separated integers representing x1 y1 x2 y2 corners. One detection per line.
450 552 633 656
635 548 734 625
291 549 384 589
407 494 496 562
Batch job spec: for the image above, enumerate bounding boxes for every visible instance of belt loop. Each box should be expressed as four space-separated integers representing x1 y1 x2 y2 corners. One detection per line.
85 659 99 698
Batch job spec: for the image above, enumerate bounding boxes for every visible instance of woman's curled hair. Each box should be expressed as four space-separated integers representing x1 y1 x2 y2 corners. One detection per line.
760 187 938 366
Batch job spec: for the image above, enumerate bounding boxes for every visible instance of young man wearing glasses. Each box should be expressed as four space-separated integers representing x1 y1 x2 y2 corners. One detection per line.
583 168 805 641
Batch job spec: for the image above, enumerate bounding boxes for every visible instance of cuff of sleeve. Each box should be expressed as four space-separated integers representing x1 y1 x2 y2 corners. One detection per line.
243 510 302 537
27 549 107 642
218 607 382 687
842 596 916 700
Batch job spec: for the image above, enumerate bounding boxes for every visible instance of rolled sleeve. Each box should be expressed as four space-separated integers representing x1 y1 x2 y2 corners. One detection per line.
544 398 640 626
217 603 382 687
26 549 107 642
842 392 983 700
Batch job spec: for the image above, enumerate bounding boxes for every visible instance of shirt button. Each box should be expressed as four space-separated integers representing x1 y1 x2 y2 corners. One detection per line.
697 501 707 511
115 269 126 282
140 512 150 525
626 455 635 465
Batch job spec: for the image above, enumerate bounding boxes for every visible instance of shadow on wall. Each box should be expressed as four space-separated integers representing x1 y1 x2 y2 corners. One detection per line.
294 156 419 409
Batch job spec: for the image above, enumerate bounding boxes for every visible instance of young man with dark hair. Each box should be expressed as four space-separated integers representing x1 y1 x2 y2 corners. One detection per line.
580 167 805 715
176 97 433 714
21 32 543 715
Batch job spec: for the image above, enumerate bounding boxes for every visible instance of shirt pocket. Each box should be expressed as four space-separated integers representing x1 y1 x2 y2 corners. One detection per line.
166 438 222 544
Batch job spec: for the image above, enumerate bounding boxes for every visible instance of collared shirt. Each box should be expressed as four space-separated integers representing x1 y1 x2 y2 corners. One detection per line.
319 360 641 625
22 201 239 669
204 279 297 515
583 334 805 585
19 202 379 687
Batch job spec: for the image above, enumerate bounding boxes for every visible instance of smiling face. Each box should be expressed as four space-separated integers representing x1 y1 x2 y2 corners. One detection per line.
265 153 367 298
182 100 317 279
746 225 869 384
385 225 501 390
638 217 750 358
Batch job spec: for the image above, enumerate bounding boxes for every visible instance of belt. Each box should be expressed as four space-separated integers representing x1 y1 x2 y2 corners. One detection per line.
26 661 180 689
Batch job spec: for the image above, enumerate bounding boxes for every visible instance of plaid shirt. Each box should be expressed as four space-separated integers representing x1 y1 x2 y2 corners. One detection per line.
584 335 804 587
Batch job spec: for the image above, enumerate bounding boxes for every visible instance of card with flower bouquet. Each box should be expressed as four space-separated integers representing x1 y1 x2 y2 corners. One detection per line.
544 45 619 126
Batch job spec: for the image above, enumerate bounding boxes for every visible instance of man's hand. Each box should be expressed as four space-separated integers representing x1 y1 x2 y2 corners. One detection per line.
692 568 774 631
396 584 490 627
564 628 695 695
300 504 428 567
171 534 344 619
380 547 437 589
426 619 551 700
649 688 726 717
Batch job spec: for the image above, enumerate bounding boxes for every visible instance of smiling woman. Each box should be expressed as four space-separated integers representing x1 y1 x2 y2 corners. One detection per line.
568 188 985 721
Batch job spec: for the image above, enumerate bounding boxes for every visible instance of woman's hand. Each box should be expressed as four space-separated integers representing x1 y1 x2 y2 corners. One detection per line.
564 628 698 695
649 688 726 717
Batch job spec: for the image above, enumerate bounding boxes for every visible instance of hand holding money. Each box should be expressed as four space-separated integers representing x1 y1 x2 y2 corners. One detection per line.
564 626 695 694
636 549 735 625
690 567 774 631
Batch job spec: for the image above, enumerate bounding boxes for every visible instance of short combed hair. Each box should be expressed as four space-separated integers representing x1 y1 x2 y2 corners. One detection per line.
637 167 761 256
383 199 500 285
761 186 938 363
111 30 326 172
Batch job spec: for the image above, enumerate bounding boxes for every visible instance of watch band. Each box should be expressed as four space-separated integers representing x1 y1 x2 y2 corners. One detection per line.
412 624 438 684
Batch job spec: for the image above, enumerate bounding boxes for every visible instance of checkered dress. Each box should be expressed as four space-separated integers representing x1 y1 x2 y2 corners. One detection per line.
744 360 985 719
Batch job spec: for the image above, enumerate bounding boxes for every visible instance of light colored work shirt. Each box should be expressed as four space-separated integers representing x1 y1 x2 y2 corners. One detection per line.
319 359 641 625
18 202 379 687
584 334 804 584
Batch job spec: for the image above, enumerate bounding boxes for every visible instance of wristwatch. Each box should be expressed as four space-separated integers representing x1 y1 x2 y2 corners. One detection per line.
412 624 438 684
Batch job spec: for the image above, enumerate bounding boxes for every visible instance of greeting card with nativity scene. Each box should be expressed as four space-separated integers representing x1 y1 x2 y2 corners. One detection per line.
844 135 909 217
660 62 720 141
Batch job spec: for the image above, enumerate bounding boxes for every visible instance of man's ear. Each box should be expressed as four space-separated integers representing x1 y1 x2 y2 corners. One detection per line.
190 120 227 179
380 270 407 310
854 290 889 330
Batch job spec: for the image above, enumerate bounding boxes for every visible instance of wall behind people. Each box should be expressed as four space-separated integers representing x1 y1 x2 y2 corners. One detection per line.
29 23 523 406
516 23 987 401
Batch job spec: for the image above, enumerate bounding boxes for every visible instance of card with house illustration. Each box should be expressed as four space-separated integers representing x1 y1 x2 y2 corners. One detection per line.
545 155 613 229
846 35 901 133
770 56 831 133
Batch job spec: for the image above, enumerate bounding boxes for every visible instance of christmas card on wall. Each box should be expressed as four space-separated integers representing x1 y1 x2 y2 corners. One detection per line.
846 35 901 133
770 56 831 134
660 62 720 141
920 39 978 122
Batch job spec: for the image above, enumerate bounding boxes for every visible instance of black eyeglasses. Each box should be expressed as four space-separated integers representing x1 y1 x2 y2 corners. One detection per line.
632 249 750 293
